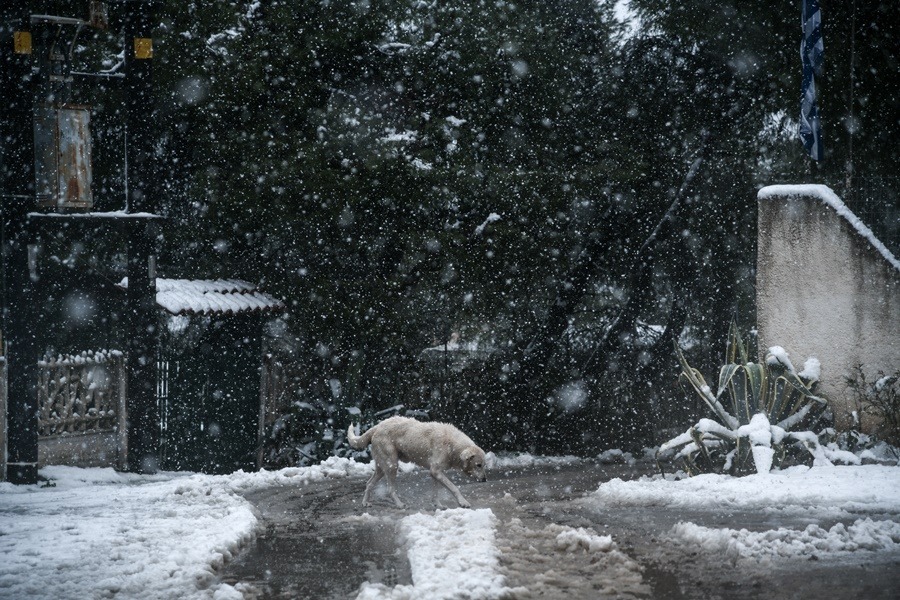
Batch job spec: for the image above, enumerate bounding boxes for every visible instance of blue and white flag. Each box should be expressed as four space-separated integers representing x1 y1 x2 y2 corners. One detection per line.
800 0 824 161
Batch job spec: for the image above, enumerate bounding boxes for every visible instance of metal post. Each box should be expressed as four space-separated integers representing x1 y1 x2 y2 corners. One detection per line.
1 1 40 484
123 0 160 472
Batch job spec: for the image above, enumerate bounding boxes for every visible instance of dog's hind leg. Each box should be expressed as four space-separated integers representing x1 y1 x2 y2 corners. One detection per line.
385 462 405 509
362 466 384 507
431 469 471 508
372 443 405 508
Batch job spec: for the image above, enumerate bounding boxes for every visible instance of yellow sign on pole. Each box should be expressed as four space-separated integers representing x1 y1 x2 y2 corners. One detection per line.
134 38 153 59
13 31 32 55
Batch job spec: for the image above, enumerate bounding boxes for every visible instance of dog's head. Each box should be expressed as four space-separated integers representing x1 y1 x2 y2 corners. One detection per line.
461 446 487 482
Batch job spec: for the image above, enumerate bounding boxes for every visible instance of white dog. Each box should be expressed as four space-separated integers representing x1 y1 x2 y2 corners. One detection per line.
347 416 487 509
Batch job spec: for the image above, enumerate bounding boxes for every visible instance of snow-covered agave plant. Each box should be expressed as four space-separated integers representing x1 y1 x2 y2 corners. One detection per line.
660 322 847 476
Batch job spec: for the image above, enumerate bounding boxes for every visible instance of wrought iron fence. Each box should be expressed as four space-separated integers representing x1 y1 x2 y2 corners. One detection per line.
37 350 125 437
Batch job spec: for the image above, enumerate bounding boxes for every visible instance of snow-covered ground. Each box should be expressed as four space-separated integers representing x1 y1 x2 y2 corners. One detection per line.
588 464 900 564
0 458 374 600
1 456 899 599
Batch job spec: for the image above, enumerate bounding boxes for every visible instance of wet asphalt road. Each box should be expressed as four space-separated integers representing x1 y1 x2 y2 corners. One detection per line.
220 461 900 599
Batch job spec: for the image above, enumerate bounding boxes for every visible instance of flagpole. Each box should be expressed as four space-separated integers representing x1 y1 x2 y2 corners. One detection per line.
845 0 857 199
800 0 824 164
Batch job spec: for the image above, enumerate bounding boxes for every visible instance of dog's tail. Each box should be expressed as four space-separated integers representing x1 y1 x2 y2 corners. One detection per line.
347 422 376 450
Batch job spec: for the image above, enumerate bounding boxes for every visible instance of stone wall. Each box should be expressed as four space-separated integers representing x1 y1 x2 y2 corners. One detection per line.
39 431 120 468
757 184 900 432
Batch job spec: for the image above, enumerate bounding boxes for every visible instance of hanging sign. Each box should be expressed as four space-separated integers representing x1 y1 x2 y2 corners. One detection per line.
134 37 153 59
14 31 32 54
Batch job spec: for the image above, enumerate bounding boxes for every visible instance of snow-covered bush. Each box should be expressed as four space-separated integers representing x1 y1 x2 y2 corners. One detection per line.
845 365 900 448
818 428 899 465
659 322 855 476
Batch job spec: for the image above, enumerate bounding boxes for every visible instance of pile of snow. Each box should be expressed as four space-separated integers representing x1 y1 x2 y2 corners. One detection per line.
597 449 637 465
357 509 508 600
555 526 615 553
671 518 900 563
589 465 900 512
485 452 584 469
224 455 376 492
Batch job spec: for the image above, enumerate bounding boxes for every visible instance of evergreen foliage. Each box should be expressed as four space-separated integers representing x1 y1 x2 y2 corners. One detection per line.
56 1 900 457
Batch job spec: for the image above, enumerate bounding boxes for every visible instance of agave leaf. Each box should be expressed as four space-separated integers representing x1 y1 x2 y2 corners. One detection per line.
727 363 766 426
780 369 826 404
676 344 739 428
718 363 740 405
659 429 694 454
726 320 749 366
775 369 827 426
768 375 792 423
747 362 767 415
683 455 701 477
723 447 738 472
690 427 716 473
771 442 787 470
777 402 812 431
806 397 829 425
708 364 749 429
764 363 780 413
731 437 754 476
727 366 753 425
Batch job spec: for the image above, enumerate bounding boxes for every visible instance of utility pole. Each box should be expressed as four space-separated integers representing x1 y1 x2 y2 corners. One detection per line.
844 0 857 199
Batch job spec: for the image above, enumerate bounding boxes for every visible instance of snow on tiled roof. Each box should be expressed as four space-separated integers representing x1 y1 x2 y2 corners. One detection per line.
117 278 286 316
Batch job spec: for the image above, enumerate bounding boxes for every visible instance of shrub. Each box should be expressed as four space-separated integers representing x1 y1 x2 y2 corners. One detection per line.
263 399 426 468
658 322 855 475
845 365 900 448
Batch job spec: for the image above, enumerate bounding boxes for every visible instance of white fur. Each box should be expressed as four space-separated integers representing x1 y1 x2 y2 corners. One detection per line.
347 416 487 508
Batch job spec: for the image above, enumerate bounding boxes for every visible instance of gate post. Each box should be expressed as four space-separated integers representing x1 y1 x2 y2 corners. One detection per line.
123 0 161 473
1 357 7 480
114 352 128 471
1 1 40 484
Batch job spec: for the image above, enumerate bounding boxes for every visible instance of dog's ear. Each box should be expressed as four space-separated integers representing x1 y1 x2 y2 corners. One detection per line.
460 447 476 464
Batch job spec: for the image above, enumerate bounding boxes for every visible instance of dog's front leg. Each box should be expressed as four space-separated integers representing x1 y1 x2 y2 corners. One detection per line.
431 469 470 508
431 479 447 509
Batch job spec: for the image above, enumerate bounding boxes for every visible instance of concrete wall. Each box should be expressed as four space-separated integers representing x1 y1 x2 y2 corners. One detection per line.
757 184 900 432
39 431 120 468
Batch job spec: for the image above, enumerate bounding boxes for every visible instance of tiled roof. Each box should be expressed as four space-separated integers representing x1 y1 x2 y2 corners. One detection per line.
117 278 286 316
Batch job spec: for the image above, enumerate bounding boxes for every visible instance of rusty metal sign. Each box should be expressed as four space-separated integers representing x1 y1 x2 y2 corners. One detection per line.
13 31 32 54
134 38 153 59
34 105 93 210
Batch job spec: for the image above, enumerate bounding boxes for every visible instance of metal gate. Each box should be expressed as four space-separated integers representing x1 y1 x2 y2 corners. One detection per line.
156 319 262 474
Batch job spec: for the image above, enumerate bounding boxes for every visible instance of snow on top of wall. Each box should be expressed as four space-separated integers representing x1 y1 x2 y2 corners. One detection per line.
758 184 900 273
117 277 285 316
